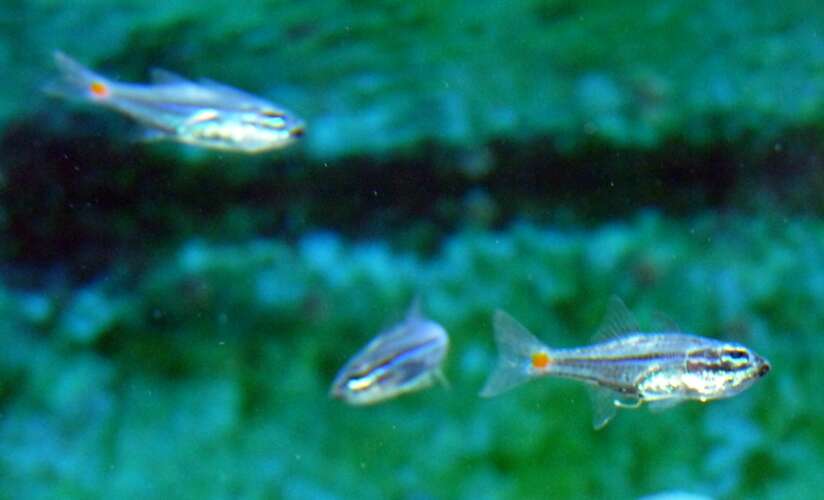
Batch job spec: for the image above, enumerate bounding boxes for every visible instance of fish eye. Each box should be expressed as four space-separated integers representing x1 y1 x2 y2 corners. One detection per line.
262 115 286 129
726 348 749 360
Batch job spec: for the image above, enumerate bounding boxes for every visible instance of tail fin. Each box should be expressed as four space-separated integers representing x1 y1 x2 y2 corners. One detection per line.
44 51 112 102
479 310 550 397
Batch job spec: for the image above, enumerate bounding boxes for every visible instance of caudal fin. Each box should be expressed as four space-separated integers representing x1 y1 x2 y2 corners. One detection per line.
44 51 112 102
479 310 551 397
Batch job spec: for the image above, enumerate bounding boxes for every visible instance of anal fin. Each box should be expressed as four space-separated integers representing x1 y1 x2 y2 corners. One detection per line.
588 386 640 430
588 386 617 430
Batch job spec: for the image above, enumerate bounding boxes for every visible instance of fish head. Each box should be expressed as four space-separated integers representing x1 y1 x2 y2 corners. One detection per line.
178 106 306 153
719 344 771 381
241 107 305 148
686 343 770 397
753 352 771 378
330 319 449 405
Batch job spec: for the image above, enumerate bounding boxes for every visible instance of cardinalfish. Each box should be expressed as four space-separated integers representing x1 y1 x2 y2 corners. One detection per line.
480 297 770 429
331 300 449 405
46 51 305 153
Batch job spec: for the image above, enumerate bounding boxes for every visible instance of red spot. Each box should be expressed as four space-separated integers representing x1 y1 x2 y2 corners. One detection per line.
531 351 551 370
89 81 110 99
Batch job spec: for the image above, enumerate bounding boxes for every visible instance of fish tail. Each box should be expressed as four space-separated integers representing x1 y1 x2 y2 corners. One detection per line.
479 310 553 398
44 51 113 102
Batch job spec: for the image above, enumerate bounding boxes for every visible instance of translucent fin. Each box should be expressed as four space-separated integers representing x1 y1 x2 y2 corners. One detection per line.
647 398 682 413
136 128 173 143
150 68 192 85
593 296 640 343
479 310 549 398
434 369 451 390
588 386 619 430
651 311 681 333
198 78 273 107
46 51 110 101
405 295 423 322
588 386 642 429
199 78 259 99
614 398 642 409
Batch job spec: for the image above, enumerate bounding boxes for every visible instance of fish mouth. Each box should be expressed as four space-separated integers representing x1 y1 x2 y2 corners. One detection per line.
289 125 305 138
756 357 771 377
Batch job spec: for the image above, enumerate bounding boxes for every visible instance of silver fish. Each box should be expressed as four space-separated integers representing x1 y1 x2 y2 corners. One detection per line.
480 297 770 429
330 300 449 405
46 51 305 153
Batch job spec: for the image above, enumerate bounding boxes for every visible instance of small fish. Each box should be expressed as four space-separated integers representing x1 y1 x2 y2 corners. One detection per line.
480 297 770 429
330 300 449 405
46 51 305 153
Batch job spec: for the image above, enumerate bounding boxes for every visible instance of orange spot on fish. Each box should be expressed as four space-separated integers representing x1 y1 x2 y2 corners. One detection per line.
531 351 551 371
89 81 109 99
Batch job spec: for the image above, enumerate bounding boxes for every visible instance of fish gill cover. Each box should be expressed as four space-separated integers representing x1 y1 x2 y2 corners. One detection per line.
0 0 821 499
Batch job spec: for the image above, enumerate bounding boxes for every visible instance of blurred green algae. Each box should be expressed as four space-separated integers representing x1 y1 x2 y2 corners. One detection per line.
0 213 821 498
2 1 824 498
5 0 824 158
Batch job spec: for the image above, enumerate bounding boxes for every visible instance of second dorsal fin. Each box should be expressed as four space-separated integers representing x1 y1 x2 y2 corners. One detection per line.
150 68 192 85
404 295 423 322
593 296 640 342
651 311 681 333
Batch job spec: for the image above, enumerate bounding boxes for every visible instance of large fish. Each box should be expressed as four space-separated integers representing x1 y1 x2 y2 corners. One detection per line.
331 300 449 405
480 297 770 429
46 51 305 153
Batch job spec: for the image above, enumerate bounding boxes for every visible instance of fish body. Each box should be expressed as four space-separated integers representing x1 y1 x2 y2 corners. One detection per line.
480 297 770 429
47 52 304 153
331 301 449 405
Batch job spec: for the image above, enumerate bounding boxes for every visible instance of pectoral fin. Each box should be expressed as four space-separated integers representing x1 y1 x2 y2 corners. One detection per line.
646 398 683 413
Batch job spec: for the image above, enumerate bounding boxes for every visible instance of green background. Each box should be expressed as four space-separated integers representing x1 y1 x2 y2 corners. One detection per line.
1 1 823 498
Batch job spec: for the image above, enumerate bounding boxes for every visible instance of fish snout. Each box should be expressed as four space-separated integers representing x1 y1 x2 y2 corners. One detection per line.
755 356 771 377
289 124 305 138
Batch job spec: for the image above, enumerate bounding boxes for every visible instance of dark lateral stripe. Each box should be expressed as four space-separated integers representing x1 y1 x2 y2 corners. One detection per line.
348 336 440 379
563 372 639 394
556 352 683 365
687 360 741 372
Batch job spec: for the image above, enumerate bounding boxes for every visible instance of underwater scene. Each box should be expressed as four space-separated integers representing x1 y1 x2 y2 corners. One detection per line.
1 1 823 499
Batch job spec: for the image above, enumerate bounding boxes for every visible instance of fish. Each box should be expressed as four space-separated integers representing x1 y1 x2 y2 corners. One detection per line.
480 297 770 429
45 51 305 153
330 300 449 405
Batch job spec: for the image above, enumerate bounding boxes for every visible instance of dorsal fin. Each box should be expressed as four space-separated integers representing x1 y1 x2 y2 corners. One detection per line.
651 311 681 333
182 109 221 126
197 78 273 107
592 296 640 343
405 295 423 322
150 68 192 85
434 369 450 390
